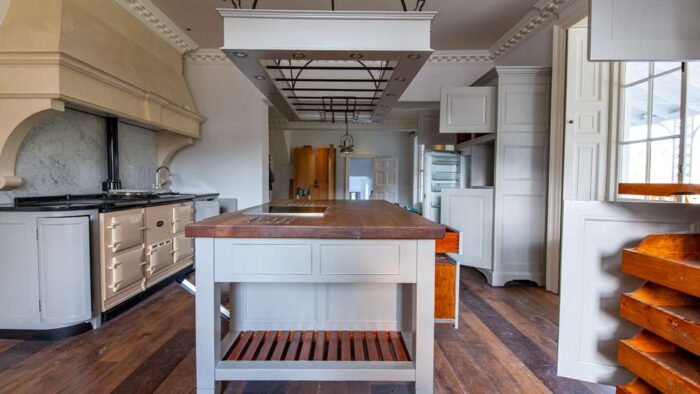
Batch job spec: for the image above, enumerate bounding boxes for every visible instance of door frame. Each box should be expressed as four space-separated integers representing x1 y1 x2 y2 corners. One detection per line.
545 0 589 294
343 154 375 200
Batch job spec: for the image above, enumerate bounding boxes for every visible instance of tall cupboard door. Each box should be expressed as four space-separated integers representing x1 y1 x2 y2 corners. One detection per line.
37 216 91 325
440 87 496 133
589 0 700 61
440 188 493 269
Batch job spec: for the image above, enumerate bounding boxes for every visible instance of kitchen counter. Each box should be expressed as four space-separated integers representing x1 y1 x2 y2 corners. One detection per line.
185 199 444 239
0 193 219 212
189 199 438 393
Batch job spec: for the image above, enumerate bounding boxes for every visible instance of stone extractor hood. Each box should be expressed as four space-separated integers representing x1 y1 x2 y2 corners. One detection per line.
0 0 204 190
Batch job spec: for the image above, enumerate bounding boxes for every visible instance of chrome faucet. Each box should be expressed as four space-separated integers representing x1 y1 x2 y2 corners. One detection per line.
154 166 172 189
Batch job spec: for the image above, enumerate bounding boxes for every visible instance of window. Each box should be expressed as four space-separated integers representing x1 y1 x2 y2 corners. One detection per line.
618 62 700 200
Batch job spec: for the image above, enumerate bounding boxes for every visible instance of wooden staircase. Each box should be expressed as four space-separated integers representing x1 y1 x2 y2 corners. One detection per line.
617 234 700 394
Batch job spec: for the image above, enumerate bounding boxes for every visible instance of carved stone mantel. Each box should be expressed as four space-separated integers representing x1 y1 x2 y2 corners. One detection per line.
0 0 204 190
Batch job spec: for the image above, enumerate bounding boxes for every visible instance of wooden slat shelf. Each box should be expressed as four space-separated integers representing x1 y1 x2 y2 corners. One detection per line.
617 378 661 394
622 234 700 298
225 331 410 362
621 282 700 356
618 331 700 394
618 183 700 197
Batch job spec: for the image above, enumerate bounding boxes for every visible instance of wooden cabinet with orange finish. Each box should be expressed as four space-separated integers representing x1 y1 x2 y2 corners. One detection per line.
290 145 336 199
617 234 700 394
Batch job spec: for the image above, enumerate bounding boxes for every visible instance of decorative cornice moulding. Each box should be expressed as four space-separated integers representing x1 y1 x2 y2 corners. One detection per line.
185 49 230 65
114 0 199 54
427 51 493 64
489 0 576 60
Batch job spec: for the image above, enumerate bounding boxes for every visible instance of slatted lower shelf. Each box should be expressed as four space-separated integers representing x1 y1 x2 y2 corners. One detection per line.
225 331 410 362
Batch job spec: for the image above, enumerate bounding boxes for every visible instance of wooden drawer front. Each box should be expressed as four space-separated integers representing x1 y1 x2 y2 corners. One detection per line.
172 203 193 234
108 246 145 294
145 205 173 246
230 244 313 275
107 211 145 253
146 242 173 277
173 235 193 263
319 244 402 276
436 226 460 254
435 259 456 320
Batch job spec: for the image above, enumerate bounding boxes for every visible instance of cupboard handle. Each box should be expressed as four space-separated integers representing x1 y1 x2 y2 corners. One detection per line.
109 281 121 291
107 223 120 229
139 226 148 231
108 242 121 249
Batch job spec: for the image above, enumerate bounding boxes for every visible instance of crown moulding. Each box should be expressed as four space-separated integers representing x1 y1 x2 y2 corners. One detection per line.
114 0 199 54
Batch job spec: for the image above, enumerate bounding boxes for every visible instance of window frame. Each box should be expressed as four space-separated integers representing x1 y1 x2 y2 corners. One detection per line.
616 62 691 192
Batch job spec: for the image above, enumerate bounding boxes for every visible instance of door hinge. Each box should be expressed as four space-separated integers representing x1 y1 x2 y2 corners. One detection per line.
36 228 39 241
38 300 42 312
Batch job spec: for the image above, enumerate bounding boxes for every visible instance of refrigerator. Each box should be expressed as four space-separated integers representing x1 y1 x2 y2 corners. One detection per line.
421 149 467 222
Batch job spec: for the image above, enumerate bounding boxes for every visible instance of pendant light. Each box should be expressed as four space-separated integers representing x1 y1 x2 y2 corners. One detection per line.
339 113 354 156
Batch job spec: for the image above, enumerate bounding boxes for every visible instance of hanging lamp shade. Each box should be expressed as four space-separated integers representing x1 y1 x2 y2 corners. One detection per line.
339 122 354 156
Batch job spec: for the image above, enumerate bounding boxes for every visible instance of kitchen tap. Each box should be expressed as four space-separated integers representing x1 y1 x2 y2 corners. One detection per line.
154 166 172 189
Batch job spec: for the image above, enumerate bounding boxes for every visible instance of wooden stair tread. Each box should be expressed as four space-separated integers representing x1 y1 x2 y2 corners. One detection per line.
225 330 410 362
617 378 661 394
618 331 700 394
621 282 700 355
622 234 700 297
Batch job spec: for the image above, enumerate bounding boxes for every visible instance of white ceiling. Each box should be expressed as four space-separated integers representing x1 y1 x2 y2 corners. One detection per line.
152 0 540 50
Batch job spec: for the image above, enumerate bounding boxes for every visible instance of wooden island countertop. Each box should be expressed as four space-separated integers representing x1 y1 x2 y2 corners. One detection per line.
185 200 445 239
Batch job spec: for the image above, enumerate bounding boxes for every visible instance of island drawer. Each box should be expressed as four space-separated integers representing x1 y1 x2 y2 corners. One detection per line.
214 240 417 283
435 225 461 254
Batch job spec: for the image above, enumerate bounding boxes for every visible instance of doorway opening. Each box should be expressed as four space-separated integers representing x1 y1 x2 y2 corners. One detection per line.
347 157 374 200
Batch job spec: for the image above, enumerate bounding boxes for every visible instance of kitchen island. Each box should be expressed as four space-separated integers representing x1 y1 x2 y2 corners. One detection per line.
186 200 444 393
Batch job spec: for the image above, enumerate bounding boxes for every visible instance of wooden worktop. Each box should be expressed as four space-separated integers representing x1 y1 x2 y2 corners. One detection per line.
185 200 445 239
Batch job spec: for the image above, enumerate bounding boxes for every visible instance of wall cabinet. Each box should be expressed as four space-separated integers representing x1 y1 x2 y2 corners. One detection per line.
0 210 95 331
589 0 700 61
439 87 496 133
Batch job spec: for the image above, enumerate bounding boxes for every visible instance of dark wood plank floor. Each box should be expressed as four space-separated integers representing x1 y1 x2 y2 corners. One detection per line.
0 268 614 394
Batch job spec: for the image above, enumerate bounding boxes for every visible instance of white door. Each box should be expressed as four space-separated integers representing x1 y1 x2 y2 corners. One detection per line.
373 157 399 203
589 0 700 61
440 87 497 133
440 188 493 270
37 216 92 325
563 25 610 201
557 201 700 385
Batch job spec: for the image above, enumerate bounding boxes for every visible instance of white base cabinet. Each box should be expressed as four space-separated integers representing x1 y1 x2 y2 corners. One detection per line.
0 210 96 330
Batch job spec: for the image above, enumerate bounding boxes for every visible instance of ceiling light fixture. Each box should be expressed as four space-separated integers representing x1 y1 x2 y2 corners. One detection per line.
407 53 421 59
350 53 365 59
394 77 407 82
292 52 307 59
254 75 267 80
339 112 355 156
233 51 248 58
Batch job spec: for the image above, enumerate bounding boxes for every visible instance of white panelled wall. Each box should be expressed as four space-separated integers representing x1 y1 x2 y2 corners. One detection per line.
170 57 269 209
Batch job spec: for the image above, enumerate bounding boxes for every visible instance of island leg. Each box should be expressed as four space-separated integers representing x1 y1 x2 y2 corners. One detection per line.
195 238 221 394
415 239 435 394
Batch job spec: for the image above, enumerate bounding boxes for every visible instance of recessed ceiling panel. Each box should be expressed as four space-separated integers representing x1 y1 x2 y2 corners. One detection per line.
219 9 435 122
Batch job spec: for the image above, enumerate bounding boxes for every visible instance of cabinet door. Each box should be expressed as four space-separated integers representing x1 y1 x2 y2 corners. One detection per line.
440 188 493 269
589 0 700 61
440 87 496 133
37 216 91 325
145 205 173 246
146 242 173 277
105 209 145 253
558 201 700 385
172 202 193 234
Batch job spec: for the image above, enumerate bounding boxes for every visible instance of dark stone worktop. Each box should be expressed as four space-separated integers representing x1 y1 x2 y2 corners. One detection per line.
0 193 219 213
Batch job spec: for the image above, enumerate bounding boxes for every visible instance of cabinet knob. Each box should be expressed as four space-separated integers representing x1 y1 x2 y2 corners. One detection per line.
567 120 574 125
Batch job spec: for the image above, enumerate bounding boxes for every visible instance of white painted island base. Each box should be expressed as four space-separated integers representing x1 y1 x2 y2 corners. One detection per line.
194 238 435 393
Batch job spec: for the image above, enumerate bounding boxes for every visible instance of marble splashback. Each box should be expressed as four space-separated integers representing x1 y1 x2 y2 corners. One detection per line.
0 109 158 203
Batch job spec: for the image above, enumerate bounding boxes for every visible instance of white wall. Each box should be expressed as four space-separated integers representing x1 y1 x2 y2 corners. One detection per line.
271 130 415 207
496 22 554 67
171 61 269 209
401 62 495 101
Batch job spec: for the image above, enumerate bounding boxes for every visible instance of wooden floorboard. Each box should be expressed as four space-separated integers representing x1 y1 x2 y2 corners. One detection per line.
0 267 615 394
